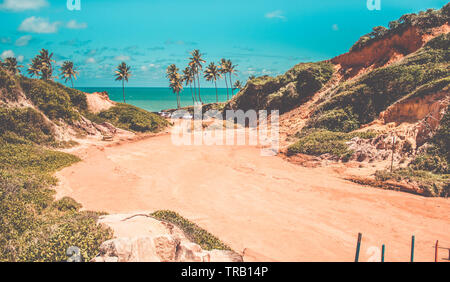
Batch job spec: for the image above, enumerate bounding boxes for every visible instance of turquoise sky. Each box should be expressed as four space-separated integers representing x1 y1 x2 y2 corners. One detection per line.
0 0 448 87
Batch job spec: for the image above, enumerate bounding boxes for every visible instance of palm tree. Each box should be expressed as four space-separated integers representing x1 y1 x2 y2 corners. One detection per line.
3 57 23 75
27 57 41 78
188 61 200 103
60 61 79 88
166 64 178 80
189 49 205 103
219 58 230 100
204 62 222 103
37 49 55 80
114 62 132 103
169 72 183 109
227 59 238 96
182 66 196 104
233 80 243 93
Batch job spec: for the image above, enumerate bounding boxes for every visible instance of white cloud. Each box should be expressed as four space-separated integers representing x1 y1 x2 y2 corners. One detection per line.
332 24 339 31
140 64 158 72
66 20 88 29
1 50 15 60
114 55 130 61
0 0 48 12
86 57 96 64
0 37 11 44
18 16 60 34
17 55 24 62
15 35 32 46
265 10 286 20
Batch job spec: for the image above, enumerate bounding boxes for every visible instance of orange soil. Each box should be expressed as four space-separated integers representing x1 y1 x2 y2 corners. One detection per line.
56 133 450 262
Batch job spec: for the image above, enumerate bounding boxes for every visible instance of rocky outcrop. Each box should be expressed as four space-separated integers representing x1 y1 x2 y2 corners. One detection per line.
85 91 116 113
91 214 243 262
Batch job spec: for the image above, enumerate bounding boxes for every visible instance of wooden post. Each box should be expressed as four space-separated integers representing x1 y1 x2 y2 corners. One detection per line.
435 240 438 262
355 233 362 262
411 235 415 262
381 244 385 262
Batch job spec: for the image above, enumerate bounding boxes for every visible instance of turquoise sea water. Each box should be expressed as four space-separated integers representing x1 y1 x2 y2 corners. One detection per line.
77 87 234 112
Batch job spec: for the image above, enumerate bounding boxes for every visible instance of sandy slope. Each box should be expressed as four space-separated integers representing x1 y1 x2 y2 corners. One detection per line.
56 133 450 262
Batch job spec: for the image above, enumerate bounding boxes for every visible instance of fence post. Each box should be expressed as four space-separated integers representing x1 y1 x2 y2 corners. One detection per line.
410 235 415 262
381 244 385 262
355 233 362 262
435 240 438 262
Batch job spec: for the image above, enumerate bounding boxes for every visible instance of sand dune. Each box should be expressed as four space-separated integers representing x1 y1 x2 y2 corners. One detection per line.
56 133 450 262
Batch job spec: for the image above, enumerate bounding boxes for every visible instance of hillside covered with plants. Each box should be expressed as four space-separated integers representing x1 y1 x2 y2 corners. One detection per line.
0 59 169 260
229 4 449 197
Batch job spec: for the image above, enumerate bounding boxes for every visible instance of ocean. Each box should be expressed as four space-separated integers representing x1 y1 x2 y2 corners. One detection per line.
77 87 234 112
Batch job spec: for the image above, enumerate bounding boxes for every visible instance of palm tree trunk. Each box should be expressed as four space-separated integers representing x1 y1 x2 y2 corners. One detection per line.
177 92 180 109
229 74 234 96
189 84 195 104
224 76 229 100
122 80 126 103
197 72 202 103
214 80 218 103
71 77 74 88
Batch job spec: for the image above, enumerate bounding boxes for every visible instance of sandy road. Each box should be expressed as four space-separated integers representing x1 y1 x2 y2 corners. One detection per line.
56 133 450 262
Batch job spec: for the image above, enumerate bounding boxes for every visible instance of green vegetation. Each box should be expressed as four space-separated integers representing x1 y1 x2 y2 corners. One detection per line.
309 34 450 132
0 143 112 261
233 61 334 113
0 66 21 102
375 169 449 197
93 103 169 133
374 106 449 197
18 77 82 122
151 210 231 251
0 107 55 145
351 4 449 52
287 129 377 160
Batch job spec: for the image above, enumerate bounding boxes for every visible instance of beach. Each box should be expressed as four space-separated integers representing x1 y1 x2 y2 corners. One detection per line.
56 131 450 262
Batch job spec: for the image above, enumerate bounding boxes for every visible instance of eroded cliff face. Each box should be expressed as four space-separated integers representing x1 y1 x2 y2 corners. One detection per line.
332 24 450 78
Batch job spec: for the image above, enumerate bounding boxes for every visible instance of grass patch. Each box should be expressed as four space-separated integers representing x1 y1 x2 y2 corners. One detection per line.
287 129 377 160
0 107 55 145
375 168 449 197
93 103 169 133
0 143 112 261
150 210 231 251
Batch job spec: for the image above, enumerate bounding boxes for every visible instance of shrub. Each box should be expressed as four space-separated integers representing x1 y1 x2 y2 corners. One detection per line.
151 210 231 251
52 197 82 212
19 77 80 122
375 168 449 197
0 107 55 145
96 103 169 133
287 129 376 158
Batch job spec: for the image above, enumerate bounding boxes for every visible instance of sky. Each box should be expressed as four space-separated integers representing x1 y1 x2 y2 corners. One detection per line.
0 0 448 87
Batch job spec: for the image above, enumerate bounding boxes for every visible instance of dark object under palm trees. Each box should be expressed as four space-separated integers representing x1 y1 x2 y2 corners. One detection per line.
60 61 79 87
189 50 206 103
204 62 222 103
3 57 23 75
114 62 132 103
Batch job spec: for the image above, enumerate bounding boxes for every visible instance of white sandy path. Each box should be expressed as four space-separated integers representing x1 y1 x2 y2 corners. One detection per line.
56 133 450 262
